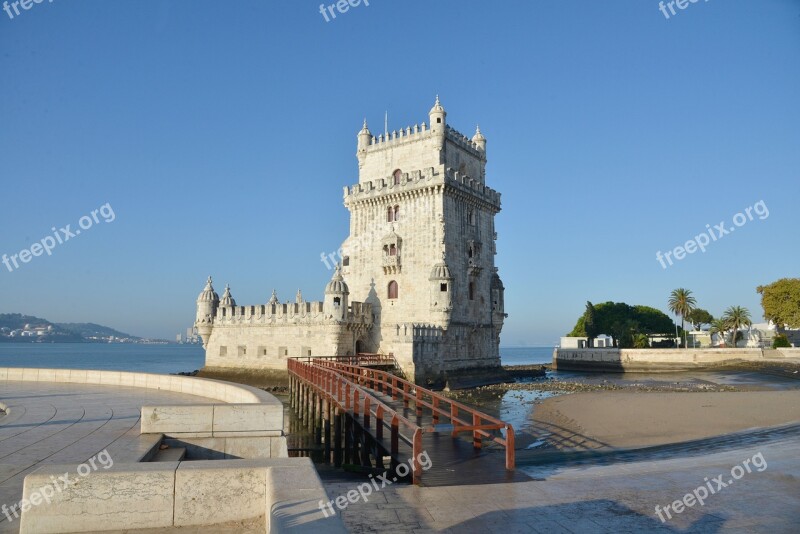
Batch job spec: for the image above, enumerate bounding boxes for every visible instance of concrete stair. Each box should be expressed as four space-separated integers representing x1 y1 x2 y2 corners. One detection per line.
151 446 187 462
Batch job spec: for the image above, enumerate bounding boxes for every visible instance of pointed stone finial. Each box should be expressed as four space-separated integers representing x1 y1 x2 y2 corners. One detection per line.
296 289 303 303
268 289 278 305
435 94 440 106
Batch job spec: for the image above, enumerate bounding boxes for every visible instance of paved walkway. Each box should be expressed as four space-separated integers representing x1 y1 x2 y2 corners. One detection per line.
324 436 800 533
0 381 220 533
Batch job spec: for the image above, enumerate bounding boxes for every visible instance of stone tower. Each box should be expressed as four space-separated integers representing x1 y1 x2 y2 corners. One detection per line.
341 97 506 384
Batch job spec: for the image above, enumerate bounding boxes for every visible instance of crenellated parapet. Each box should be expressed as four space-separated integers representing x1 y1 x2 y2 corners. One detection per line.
212 300 372 327
343 167 442 205
444 125 485 158
443 168 501 211
364 123 431 151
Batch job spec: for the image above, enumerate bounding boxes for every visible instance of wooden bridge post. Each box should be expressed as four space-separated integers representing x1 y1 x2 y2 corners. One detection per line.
334 407 343 468
390 414 399 468
323 397 331 464
473 413 482 449
415 387 423 417
344 414 352 465
314 394 322 445
450 404 459 437
412 429 423 484
506 425 515 470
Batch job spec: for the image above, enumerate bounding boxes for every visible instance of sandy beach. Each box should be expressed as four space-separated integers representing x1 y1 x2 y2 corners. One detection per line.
533 390 800 449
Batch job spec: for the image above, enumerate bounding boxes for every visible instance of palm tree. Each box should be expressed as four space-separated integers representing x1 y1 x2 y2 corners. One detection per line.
709 318 729 347
722 306 752 348
668 288 697 348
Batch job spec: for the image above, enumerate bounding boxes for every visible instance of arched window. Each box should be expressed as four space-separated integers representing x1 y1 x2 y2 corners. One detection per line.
387 206 394 222
388 281 398 299
469 281 475 301
389 244 397 256
393 169 402 185
393 205 400 221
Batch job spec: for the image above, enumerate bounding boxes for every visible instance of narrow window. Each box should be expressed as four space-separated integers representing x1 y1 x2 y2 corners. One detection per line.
388 281 398 299
387 206 394 222
333 297 341 306
440 283 448 292
342 256 350 266
394 205 400 221
393 169 402 185
469 282 475 301
437 118 442 123
389 244 397 256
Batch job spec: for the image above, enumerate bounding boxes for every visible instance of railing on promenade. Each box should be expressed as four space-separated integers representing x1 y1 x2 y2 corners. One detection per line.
287 358 425 483
289 356 515 473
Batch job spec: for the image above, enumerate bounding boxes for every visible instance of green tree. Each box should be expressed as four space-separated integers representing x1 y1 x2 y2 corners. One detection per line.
710 318 730 347
567 301 677 347
757 278 800 330
633 333 650 348
773 334 791 349
584 301 598 348
668 288 697 348
722 306 752 348
687 308 714 329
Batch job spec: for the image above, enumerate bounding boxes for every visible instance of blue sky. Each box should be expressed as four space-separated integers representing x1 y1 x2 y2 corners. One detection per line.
1 0 799 344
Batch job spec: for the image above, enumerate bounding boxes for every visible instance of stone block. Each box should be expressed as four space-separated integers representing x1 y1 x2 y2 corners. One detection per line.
213 404 283 434
141 405 214 435
19 463 178 534
174 460 267 527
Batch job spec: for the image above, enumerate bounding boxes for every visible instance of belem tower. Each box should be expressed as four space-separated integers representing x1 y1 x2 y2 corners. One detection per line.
195 97 506 384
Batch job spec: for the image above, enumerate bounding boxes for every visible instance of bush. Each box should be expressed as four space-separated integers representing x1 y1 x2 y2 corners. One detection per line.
773 334 791 349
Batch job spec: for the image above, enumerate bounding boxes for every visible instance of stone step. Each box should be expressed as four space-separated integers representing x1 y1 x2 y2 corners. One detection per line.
151 446 187 462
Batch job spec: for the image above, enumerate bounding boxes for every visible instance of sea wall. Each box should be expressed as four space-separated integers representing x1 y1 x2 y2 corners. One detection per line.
553 348 798 372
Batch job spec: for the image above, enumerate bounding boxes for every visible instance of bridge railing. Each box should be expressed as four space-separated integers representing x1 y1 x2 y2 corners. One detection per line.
287 358 426 482
305 359 515 471
296 354 396 366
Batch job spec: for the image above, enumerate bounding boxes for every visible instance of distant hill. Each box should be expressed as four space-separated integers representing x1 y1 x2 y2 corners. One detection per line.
54 322 139 340
0 313 145 343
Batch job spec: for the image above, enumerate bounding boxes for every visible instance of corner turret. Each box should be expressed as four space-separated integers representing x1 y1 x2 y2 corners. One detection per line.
324 265 350 321
357 119 372 168
472 125 486 153
429 95 447 151
195 276 219 348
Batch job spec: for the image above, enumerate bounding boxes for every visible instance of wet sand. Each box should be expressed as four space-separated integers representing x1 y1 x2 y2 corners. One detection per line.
533 390 800 449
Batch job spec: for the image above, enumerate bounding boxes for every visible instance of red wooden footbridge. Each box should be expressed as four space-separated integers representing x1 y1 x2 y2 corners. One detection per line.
287 355 522 485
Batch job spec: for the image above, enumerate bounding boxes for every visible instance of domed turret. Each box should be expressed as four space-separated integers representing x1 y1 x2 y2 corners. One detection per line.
429 95 447 150
472 125 486 152
195 276 219 348
429 253 453 318
268 289 279 306
429 261 453 281
357 119 372 167
220 284 236 307
325 265 350 320
325 265 350 295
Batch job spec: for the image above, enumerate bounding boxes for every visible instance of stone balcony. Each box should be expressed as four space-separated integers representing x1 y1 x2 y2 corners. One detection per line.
383 254 401 274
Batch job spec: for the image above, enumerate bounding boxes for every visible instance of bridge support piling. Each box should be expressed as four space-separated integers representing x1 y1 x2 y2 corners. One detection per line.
323 398 331 464
334 408 343 468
